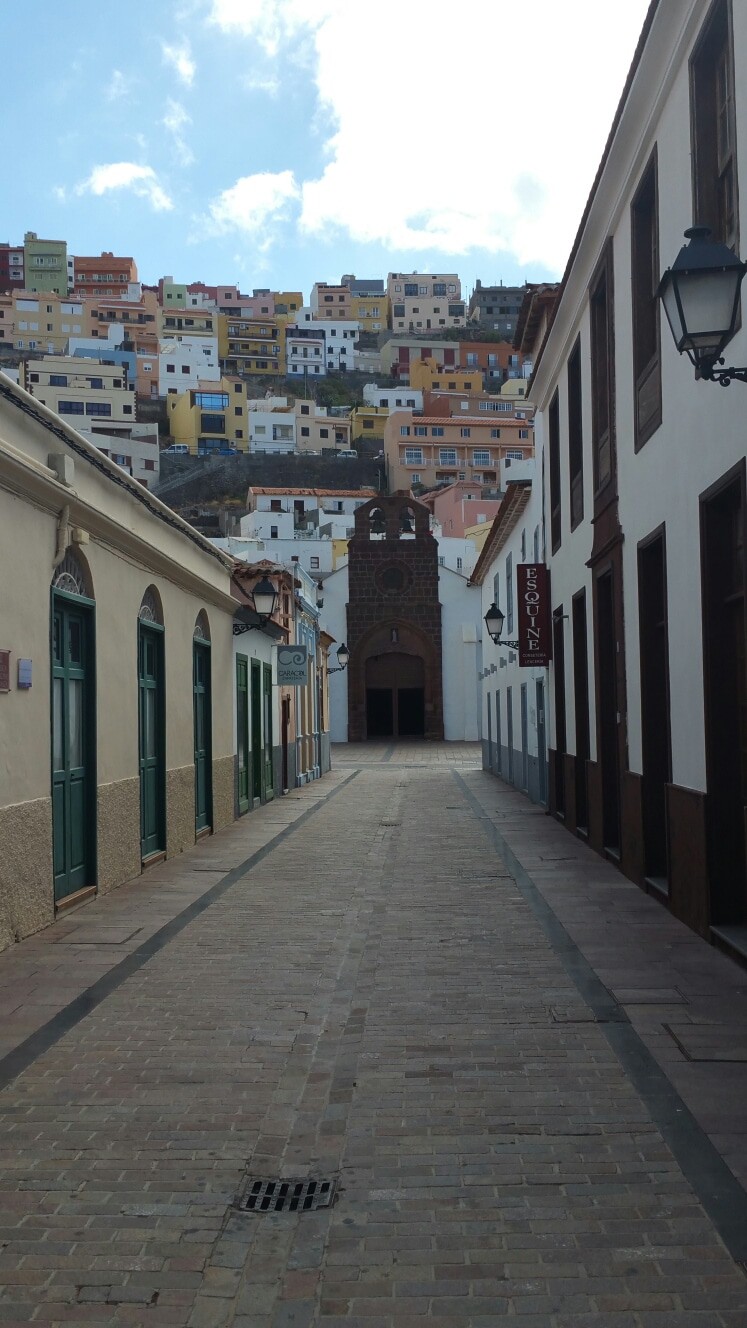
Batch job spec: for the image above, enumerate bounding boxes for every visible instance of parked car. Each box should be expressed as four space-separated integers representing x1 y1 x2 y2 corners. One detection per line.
162 444 190 454
336 449 357 458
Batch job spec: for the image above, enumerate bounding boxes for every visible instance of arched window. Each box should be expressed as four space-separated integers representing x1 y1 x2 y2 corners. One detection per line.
194 610 211 641
138 586 163 625
52 548 92 598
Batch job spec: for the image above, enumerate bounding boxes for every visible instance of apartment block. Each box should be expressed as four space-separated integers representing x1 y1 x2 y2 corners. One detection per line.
72 252 138 298
87 286 159 357
23 232 69 295
294 400 352 453
0 290 86 353
351 405 388 444
0 243 24 292
218 313 284 376
380 336 459 381
286 326 326 377
409 358 483 395
341 276 388 332
467 280 526 339
167 377 249 454
159 335 220 396
19 355 136 432
310 282 354 320
387 272 465 332
385 410 533 492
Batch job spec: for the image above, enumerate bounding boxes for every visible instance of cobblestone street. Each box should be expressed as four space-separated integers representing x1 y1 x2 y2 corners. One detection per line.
0 745 746 1326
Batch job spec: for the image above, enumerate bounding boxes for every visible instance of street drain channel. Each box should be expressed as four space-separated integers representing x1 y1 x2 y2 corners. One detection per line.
237 1176 337 1214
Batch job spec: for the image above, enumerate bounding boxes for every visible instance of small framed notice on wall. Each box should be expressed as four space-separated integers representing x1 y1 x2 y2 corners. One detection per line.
0 651 10 693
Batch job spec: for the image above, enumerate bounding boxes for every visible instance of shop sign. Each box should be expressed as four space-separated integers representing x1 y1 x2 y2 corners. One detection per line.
277 644 308 685
516 564 552 667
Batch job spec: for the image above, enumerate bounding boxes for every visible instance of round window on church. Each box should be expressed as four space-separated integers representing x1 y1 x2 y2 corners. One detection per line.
378 564 409 594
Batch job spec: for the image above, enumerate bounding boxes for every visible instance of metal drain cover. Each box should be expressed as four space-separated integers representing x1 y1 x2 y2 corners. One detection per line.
238 1177 337 1214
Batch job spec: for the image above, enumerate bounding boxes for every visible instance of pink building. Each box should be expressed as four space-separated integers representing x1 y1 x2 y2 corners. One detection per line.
420 481 502 537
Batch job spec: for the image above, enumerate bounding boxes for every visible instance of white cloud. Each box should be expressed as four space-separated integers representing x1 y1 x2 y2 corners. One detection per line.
203 170 300 251
106 69 131 101
76 162 173 212
208 0 650 275
162 40 196 86
162 98 194 166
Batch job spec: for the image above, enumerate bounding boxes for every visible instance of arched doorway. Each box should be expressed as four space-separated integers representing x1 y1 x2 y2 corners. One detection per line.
138 587 165 860
365 651 425 737
51 549 96 904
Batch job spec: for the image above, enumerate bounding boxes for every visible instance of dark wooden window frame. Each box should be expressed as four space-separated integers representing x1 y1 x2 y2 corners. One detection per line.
567 337 584 530
690 0 739 252
631 147 662 451
549 388 562 553
589 239 616 507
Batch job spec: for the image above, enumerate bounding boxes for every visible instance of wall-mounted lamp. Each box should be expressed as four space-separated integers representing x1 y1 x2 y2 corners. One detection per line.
658 226 747 384
316 584 324 610
252 575 278 624
328 642 350 674
484 602 519 649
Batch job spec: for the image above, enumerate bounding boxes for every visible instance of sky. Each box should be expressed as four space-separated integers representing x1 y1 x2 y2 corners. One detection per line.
5 0 652 300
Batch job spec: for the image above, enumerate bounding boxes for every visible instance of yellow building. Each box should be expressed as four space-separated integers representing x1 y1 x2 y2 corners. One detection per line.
500 377 532 407
0 291 87 354
160 307 217 340
464 519 494 556
167 377 249 454
351 404 388 444
350 293 389 333
0 370 236 947
218 312 286 376
19 355 136 432
273 291 303 317
409 357 484 395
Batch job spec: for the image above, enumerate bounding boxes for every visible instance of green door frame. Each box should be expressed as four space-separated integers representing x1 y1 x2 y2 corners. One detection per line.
236 654 250 814
138 621 165 859
193 640 213 832
250 658 263 802
51 589 96 904
263 663 274 799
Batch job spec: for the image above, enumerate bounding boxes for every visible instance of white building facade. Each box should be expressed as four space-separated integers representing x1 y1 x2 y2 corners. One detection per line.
532 0 747 952
158 336 220 397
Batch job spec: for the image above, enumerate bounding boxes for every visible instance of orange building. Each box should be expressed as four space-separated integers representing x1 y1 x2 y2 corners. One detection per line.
72 252 138 298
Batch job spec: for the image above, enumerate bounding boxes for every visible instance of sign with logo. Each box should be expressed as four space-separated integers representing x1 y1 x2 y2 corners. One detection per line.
276 644 308 685
516 564 552 667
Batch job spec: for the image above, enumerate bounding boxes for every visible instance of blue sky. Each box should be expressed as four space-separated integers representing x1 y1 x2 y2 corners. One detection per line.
5 0 651 301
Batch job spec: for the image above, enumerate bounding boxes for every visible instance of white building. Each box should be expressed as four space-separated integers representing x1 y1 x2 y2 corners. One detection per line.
248 408 296 454
296 309 359 372
528 0 747 954
362 384 424 411
470 458 549 806
159 336 220 397
79 423 161 489
286 326 326 378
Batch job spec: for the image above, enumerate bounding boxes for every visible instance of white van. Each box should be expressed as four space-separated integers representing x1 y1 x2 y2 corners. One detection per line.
336 449 357 459
162 444 190 454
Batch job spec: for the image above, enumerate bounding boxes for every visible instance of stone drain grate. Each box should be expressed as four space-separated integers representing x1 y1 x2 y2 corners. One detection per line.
237 1176 337 1214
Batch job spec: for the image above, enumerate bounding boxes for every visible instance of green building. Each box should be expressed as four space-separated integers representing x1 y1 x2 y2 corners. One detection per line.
23 231 69 295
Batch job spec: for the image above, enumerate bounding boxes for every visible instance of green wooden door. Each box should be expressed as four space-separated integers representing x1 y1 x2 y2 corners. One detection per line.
139 624 165 858
251 659 263 801
193 641 212 832
236 654 250 813
52 598 93 902
263 664 274 797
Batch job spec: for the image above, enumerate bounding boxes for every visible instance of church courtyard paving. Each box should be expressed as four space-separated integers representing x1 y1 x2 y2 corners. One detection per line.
0 744 746 1326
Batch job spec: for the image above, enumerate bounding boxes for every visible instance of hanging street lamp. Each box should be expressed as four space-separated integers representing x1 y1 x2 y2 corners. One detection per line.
658 226 747 384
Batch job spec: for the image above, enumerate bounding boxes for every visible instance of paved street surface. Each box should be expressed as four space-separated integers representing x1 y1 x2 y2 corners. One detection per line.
1 744 746 1327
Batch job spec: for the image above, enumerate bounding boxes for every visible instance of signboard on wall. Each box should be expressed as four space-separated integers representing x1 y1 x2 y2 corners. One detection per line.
276 644 308 685
516 564 552 667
